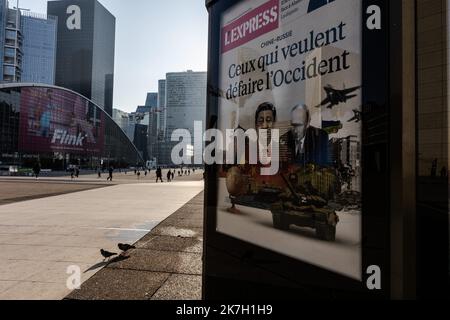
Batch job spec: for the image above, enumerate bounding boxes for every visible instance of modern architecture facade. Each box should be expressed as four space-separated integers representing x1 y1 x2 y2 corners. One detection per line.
0 1 57 85
112 107 151 161
112 108 135 142
145 92 157 108
160 71 206 165
147 106 159 164
157 79 166 140
112 108 128 131
21 12 57 85
48 0 115 116
0 84 143 172
0 0 6 81
1 2 22 82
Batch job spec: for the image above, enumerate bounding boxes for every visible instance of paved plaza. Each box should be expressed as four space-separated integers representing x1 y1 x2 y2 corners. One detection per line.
67 192 204 300
0 172 204 300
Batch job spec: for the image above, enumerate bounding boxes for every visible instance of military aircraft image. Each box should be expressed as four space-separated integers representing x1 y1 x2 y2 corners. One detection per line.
316 84 361 109
348 109 362 123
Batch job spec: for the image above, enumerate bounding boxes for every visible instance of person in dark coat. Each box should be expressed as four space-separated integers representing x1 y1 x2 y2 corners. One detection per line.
167 170 172 182
156 167 163 183
281 104 330 167
107 167 114 181
33 162 41 179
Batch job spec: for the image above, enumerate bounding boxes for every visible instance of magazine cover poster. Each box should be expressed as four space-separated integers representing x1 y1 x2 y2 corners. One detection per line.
216 0 363 280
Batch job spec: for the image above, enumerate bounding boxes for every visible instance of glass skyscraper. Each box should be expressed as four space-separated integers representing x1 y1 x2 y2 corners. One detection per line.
157 79 167 141
163 71 207 165
0 0 6 82
48 0 115 116
0 1 57 85
145 92 158 108
21 12 57 85
1 4 22 83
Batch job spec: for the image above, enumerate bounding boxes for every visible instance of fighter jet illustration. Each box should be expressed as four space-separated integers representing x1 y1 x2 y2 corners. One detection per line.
348 109 362 123
316 84 361 109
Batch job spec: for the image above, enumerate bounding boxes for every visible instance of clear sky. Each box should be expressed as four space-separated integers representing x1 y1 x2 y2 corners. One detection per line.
15 0 209 112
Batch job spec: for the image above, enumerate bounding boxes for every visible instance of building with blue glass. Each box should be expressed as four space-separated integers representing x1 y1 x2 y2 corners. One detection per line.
21 12 57 85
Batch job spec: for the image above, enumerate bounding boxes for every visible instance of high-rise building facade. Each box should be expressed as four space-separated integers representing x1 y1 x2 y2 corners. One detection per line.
0 0 6 81
0 1 57 85
157 79 166 141
48 0 115 116
21 12 57 85
1 3 22 82
145 92 158 108
147 107 159 163
112 108 128 131
161 71 207 165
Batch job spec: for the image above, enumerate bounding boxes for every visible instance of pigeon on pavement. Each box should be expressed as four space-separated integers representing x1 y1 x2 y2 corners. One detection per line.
100 249 117 261
118 243 136 252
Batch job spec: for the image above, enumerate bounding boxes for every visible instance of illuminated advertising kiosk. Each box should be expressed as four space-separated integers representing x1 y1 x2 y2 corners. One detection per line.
203 0 449 299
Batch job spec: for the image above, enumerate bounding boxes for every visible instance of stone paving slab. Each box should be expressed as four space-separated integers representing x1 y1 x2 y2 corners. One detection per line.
135 235 203 254
150 226 204 239
67 269 170 300
66 192 205 300
107 249 202 275
151 274 202 300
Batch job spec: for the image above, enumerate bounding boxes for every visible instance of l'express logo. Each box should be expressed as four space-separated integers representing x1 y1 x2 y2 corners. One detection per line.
222 0 279 54
66 5 81 30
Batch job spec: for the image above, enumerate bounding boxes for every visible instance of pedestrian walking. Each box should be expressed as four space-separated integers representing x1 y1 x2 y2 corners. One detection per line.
33 162 41 179
167 170 172 182
97 166 102 179
75 167 80 178
156 167 163 183
171 171 175 181
107 166 114 181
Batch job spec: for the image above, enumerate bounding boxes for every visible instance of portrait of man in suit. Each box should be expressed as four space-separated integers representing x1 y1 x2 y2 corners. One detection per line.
282 104 330 167
308 0 335 13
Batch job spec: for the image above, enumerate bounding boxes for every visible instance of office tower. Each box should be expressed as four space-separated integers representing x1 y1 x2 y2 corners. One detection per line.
147 107 159 163
0 0 6 81
162 70 207 165
113 108 129 131
145 92 158 108
21 12 57 84
48 0 115 115
0 1 57 84
0 2 22 82
157 79 166 140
